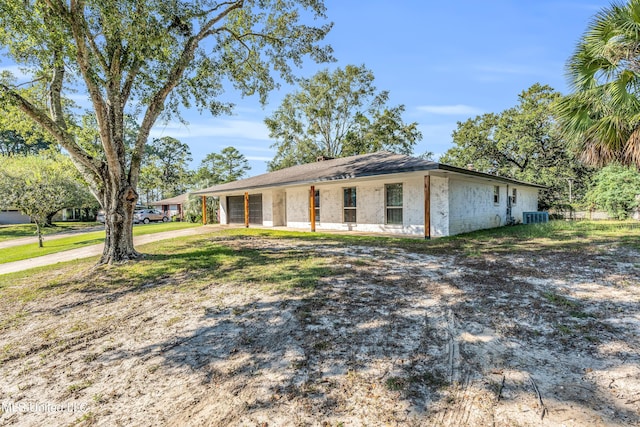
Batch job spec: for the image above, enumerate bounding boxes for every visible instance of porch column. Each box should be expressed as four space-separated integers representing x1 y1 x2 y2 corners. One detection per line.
244 192 249 228
424 175 431 240
310 185 316 232
201 196 207 224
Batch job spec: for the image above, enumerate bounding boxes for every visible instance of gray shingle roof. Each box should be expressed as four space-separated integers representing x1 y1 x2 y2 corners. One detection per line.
149 193 188 205
192 151 544 195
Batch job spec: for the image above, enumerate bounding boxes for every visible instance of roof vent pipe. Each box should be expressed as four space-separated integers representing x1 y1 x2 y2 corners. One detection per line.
317 156 335 162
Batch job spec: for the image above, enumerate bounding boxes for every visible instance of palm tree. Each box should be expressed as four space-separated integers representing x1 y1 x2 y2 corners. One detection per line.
556 0 640 168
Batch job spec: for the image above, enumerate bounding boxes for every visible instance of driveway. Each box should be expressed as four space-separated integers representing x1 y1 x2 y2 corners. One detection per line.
0 226 218 275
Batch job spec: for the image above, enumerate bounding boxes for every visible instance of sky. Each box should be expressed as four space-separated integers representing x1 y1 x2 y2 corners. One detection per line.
2 1 613 177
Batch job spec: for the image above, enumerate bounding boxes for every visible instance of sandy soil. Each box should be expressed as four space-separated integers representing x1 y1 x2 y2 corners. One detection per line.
0 235 638 426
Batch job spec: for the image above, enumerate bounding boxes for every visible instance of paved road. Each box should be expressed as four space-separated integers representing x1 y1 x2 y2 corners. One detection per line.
0 226 217 275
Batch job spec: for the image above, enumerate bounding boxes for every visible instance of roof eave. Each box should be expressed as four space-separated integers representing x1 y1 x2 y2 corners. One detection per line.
191 158 545 196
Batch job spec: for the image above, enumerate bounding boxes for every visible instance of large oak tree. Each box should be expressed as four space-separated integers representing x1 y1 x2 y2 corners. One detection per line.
440 84 594 210
0 0 332 264
265 64 422 171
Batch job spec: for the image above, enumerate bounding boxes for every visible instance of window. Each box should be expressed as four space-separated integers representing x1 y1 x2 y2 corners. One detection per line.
512 188 517 205
343 187 357 222
493 185 500 204
385 183 403 225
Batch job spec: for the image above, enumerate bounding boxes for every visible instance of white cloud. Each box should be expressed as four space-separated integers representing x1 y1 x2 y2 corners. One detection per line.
150 119 270 141
246 155 274 162
417 104 483 116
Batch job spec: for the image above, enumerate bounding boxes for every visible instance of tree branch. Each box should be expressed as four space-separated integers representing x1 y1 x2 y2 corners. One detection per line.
129 0 245 184
48 54 67 131
68 0 118 179
0 83 100 181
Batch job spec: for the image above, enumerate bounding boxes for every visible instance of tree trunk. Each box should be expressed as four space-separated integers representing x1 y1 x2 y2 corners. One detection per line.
45 212 56 226
34 221 43 248
100 183 140 264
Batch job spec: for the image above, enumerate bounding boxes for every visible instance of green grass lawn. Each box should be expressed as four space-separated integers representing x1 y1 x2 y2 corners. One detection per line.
0 219 638 269
0 222 101 242
0 219 638 294
215 219 640 254
0 221 200 264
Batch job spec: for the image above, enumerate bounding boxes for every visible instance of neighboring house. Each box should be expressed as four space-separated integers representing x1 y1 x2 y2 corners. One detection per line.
53 207 99 222
150 193 188 221
193 152 544 238
0 209 31 225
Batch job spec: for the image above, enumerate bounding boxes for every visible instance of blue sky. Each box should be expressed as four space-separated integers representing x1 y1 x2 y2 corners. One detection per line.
2 1 612 177
150 0 611 177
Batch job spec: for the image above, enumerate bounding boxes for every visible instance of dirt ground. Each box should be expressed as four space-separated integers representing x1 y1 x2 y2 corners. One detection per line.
0 235 639 426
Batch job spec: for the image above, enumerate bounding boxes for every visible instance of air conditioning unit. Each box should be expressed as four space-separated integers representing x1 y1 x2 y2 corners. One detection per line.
523 212 549 224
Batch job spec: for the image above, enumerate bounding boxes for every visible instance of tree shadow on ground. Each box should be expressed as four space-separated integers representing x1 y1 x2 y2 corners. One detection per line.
2 233 638 425
101 236 640 425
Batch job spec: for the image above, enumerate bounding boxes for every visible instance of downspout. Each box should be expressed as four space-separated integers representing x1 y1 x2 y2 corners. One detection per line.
424 175 431 240
506 184 513 225
244 192 249 228
310 185 316 232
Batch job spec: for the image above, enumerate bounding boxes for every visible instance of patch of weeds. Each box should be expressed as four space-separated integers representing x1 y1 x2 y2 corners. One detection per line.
543 291 578 308
231 307 247 316
147 364 160 374
83 353 99 363
463 247 482 257
17 382 33 391
0 311 27 331
291 359 307 370
93 393 106 404
385 376 407 391
556 324 573 335
569 310 593 319
101 343 118 353
69 321 88 333
238 333 255 346
66 380 92 396
73 411 97 425
164 316 182 327
295 308 313 322
38 327 58 341
18 360 34 376
313 340 331 351
409 371 448 389
1 343 15 362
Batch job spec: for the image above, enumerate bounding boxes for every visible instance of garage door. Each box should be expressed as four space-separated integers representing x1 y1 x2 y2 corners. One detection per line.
227 194 263 225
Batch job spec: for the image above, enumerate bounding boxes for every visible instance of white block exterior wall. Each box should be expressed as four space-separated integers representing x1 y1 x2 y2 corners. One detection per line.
217 173 538 237
430 176 449 237
262 191 274 226
448 178 538 235
219 195 228 224
283 176 430 235
511 187 539 223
